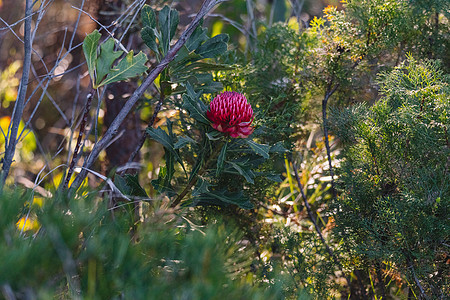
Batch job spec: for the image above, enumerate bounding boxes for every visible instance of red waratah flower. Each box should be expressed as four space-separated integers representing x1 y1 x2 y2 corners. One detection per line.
206 91 254 138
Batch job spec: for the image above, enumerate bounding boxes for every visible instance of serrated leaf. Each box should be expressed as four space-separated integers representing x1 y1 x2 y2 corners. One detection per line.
183 62 233 73
100 51 148 87
189 155 204 181
264 173 283 182
142 26 159 54
146 126 183 167
229 161 255 184
82 30 101 83
185 25 208 51
124 174 148 197
193 190 253 209
174 136 196 149
96 39 123 86
216 142 227 176
245 140 270 159
195 34 229 58
114 174 131 195
171 51 203 72
163 151 175 186
141 4 156 28
159 5 179 54
192 178 211 197
151 166 176 197
182 83 210 124
269 142 288 153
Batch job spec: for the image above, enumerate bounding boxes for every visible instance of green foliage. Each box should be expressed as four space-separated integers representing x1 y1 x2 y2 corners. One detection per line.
82 30 148 88
330 56 449 297
222 23 306 146
0 187 308 299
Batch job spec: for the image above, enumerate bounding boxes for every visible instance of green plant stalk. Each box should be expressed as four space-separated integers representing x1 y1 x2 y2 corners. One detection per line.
171 140 224 208
284 154 297 211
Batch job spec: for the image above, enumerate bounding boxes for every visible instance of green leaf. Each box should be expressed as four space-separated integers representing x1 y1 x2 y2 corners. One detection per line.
100 51 148 87
159 5 179 54
228 161 255 184
206 131 222 141
146 126 183 166
193 190 253 209
114 174 148 197
141 4 156 28
141 26 159 54
189 155 204 181
195 34 229 58
114 174 131 195
216 142 227 176
270 142 288 153
174 136 196 149
192 178 211 196
171 45 190 64
182 62 233 73
95 39 123 86
163 151 175 187
124 174 148 197
151 166 176 197
182 83 210 124
185 24 208 51
262 173 283 182
245 140 270 159
82 30 101 83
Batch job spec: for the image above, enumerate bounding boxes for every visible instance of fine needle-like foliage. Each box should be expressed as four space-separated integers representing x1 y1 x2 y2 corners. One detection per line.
330 56 449 298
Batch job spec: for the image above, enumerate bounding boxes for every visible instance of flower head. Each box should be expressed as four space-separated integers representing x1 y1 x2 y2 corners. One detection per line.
206 91 254 138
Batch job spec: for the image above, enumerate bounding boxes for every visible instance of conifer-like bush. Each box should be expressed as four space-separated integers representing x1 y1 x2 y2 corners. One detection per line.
331 57 449 298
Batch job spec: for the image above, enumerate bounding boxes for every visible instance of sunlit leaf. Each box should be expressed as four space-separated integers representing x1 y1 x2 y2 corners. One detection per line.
159 5 179 54
141 4 156 28
100 51 148 87
95 39 123 86
82 30 101 83
142 26 159 54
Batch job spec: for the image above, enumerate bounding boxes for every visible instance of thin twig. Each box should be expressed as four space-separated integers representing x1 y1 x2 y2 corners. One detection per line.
1 284 16 300
290 159 351 287
63 90 94 189
406 256 429 300
69 0 228 194
127 91 165 163
1 0 34 189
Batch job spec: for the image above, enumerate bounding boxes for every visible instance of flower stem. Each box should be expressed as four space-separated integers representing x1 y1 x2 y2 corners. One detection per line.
170 140 224 208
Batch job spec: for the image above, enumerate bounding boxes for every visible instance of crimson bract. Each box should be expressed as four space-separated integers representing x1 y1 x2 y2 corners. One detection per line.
206 91 254 138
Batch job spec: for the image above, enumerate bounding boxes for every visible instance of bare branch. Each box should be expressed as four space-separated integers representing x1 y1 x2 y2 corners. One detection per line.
1 0 34 188
290 158 351 288
127 90 165 163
